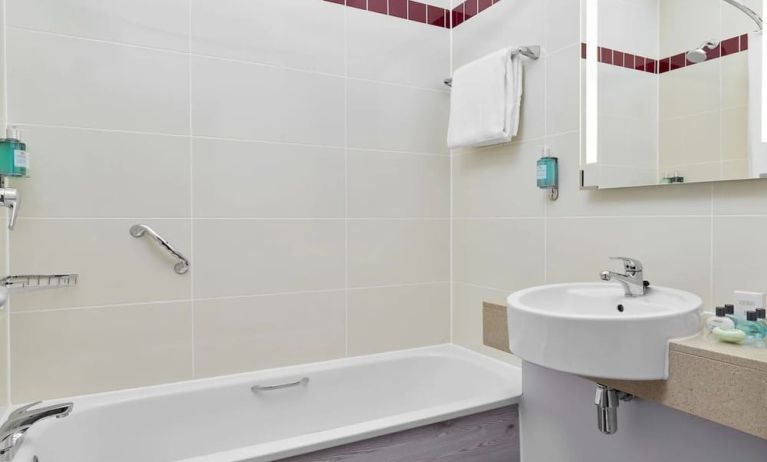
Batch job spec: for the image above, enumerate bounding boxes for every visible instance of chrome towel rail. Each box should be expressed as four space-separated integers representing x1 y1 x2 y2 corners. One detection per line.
130 224 190 275
444 45 541 87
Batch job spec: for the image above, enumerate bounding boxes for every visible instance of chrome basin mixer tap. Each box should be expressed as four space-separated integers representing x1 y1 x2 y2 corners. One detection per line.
0 401 73 461
600 257 648 297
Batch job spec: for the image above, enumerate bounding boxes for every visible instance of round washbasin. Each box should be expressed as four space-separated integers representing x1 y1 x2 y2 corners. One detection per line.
506 283 702 380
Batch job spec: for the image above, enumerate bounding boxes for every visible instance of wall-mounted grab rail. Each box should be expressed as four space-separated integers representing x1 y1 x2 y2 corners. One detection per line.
130 224 190 275
251 377 309 393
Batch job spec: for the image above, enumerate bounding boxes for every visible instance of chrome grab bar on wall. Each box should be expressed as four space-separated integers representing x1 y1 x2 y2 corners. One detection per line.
251 377 309 393
129 224 190 275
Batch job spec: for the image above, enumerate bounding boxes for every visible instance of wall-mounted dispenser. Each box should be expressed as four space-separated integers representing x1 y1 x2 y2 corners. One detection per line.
537 146 559 201
0 126 27 230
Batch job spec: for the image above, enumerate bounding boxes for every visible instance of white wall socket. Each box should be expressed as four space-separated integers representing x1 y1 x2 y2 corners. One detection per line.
734 291 764 318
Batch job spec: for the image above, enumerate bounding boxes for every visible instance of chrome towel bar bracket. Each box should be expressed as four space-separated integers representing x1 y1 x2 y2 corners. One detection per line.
130 224 190 275
444 45 541 87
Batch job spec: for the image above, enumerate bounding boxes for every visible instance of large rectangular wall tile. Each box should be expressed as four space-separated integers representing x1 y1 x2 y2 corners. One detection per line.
347 219 450 287
346 7 449 90
7 0 190 51
7 29 189 134
191 0 344 75
452 141 546 218
452 219 545 291
713 180 767 215
546 45 580 135
17 126 190 218
194 291 346 377
348 283 450 355
347 151 449 218
10 219 191 311
713 216 767 304
452 282 517 363
191 57 345 146
193 138 345 218
546 217 712 305
545 132 712 218
193 220 345 298
347 80 449 154
11 302 193 402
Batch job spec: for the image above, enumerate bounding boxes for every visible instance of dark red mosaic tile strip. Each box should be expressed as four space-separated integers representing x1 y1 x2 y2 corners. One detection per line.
452 0 500 27
582 33 750 75
323 0 451 28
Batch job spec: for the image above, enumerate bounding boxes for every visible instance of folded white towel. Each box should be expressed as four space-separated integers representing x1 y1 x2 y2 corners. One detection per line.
447 47 523 149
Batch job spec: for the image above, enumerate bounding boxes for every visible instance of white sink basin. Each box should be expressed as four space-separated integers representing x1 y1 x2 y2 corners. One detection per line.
506 283 702 380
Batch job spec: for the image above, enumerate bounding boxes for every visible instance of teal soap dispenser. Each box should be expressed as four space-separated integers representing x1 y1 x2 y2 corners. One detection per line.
537 147 559 200
0 127 28 178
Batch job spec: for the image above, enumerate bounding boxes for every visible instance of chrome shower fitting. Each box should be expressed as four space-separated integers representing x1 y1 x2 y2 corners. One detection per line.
723 0 763 31
685 40 719 64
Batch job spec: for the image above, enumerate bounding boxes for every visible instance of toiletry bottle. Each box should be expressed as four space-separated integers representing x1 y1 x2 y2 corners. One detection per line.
737 311 765 345
0 127 28 177
724 304 739 323
756 308 767 332
706 307 736 334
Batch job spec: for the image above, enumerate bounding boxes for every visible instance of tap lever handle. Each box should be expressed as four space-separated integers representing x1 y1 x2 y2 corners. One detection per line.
609 256 643 273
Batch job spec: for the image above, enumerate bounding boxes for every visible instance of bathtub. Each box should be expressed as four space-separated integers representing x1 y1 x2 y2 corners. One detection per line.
10 344 521 462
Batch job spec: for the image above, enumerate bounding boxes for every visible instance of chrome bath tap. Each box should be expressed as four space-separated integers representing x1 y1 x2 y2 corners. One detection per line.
600 257 647 297
0 401 73 461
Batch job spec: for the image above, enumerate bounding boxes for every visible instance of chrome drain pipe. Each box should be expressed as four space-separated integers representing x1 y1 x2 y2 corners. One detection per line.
595 384 633 435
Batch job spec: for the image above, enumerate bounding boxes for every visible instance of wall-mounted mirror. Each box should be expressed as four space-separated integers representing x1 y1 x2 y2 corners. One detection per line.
581 0 765 189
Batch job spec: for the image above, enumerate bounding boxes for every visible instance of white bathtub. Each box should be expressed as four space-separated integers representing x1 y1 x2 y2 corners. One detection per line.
10 344 521 462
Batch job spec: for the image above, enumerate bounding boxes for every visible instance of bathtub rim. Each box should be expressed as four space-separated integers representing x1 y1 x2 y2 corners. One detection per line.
9 343 522 462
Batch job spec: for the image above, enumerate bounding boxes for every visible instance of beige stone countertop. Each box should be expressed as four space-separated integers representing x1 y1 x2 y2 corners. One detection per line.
670 333 767 374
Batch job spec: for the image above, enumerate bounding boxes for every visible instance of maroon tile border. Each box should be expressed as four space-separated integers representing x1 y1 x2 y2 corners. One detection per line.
324 0 451 28
323 0 502 28
583 33 750 75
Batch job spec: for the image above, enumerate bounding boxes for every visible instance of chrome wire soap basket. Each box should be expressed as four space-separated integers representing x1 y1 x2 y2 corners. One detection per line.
1 274 79 289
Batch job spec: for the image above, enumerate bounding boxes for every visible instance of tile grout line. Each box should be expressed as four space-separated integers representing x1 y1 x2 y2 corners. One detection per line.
343 5 350 358
187 0 195 379
2 0 11 406
12 282 452 315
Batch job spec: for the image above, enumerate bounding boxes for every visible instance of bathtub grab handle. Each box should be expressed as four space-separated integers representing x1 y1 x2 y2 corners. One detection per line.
251 377 309 392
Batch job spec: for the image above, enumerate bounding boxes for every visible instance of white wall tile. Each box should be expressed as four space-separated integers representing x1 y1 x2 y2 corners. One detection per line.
17 126 190 218
347 150 449 218
546 45 581 135
193 220 345 298
191 56 345 146
191 0 344 75
712 216 767 304
451 282 515 357
11 302 193 402
192 138 345 218
545 0 582 53
10 219 191 311
346 7 449 90
194 291 345 377
452 141 546 218
7 29 189 134
7 0 190 51
546 217 712 305
348 283 450 355
347 80 449 154
347 219 450 287
453 218 546 290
